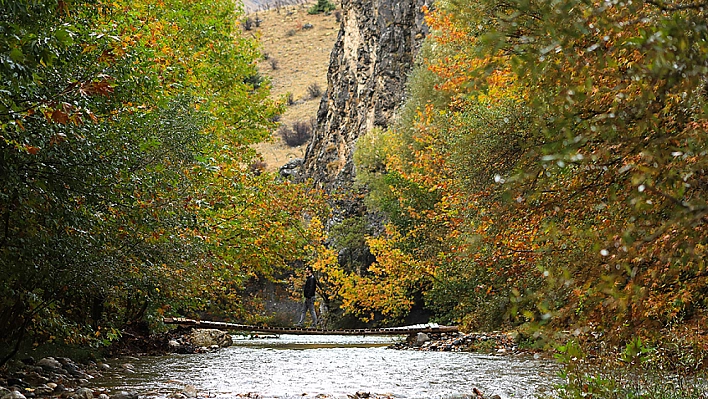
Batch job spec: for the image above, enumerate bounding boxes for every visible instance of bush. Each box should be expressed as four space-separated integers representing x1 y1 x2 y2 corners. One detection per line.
279 120 312 147
242 17 253 31
249 159 267 176
292 120 312 138
269 58 279 70
243 73 263 89
548 339 708 399
307 83 323 99
308 0 336 14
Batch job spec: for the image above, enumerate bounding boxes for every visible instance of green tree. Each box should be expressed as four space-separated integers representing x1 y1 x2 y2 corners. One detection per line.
309 0 337 15
0 0 297 365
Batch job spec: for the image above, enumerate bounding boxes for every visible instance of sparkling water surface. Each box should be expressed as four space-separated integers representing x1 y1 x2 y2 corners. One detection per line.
94 334 558 399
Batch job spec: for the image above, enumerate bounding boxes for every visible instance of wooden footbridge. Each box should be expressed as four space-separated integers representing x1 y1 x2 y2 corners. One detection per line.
164 317 458 336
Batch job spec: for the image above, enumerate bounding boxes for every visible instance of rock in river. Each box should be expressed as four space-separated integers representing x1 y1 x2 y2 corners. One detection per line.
188 329 232 348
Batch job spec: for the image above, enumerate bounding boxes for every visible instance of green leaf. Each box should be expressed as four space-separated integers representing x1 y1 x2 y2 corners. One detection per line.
9 47 25 62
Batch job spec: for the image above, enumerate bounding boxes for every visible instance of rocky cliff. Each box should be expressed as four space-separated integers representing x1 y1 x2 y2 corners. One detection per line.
299 0 429 193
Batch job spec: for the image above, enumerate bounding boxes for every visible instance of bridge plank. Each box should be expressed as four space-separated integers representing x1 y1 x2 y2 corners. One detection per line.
163 318 458 335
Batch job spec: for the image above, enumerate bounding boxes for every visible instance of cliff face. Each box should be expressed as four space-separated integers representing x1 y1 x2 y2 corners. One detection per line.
301 0 428 192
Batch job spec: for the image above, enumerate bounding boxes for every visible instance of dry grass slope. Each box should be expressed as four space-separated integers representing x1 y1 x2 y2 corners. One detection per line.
244 0 340 172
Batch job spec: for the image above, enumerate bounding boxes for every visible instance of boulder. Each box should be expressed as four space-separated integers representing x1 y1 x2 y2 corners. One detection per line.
279 158 304 180
36 358 62 371
187 329 232 348
415 332 430 346
73 388 94 399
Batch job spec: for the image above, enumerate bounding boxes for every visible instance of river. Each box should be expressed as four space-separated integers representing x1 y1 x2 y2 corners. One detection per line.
93 334 558 399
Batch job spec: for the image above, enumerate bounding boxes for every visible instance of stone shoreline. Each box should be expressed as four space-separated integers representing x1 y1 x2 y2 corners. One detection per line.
0 356 132 399
0 328 233 399
390 331 528 355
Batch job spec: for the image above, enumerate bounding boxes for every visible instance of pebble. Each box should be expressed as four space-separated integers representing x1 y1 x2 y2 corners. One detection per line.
109 392 138 399
33 386 53 396
183 385 197 398
2 391 27 399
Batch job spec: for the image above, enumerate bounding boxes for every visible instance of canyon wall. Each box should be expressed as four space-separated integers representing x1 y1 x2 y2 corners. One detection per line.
299 0 429 194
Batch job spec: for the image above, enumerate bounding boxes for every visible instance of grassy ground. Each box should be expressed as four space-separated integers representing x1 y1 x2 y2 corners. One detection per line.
243 0 340 172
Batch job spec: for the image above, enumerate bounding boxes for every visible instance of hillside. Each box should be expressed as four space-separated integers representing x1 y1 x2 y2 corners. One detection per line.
245 1 341 172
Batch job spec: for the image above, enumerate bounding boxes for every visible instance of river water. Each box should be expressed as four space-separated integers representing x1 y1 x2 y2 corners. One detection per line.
94 334 558 399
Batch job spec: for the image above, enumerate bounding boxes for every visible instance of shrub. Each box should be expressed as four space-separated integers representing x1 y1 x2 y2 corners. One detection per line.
308 0 336 14
279 120 312 147
292 120 312 138
242 17 253 31
269 57 279 70
243 73 263 89
307 83 322 99
285 92 295 106
249 159 267 176
548 339 708 399
286 29 296 37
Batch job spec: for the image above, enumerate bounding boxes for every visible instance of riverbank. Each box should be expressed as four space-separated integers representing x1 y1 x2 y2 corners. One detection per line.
0 327 229 399
0 356 118 399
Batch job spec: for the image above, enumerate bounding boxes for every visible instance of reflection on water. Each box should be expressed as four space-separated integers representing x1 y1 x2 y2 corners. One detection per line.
94 335 558 399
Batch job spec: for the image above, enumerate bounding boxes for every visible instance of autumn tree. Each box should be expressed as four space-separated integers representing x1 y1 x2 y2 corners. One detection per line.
340 0 707 339
0 0 325 365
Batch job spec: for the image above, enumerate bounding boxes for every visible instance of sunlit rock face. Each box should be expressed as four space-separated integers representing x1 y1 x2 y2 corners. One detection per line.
301 0 428 196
